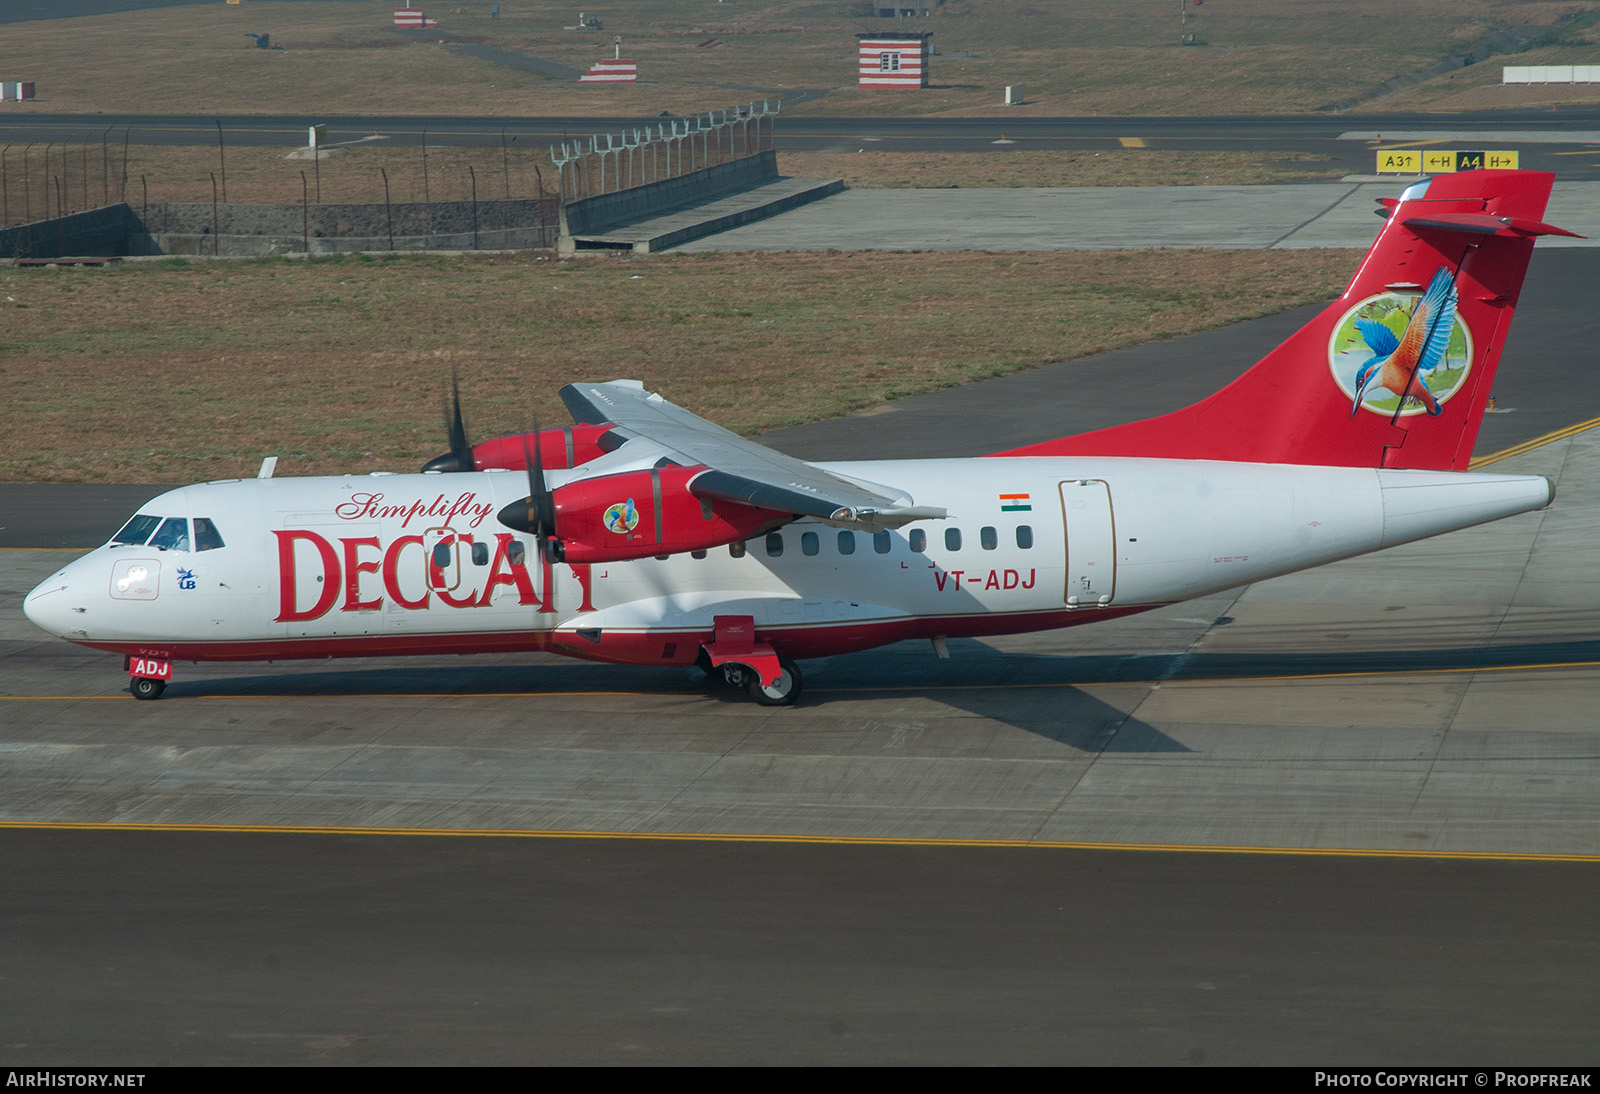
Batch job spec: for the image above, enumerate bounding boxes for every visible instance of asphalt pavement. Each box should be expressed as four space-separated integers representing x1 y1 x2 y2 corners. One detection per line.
5 131 1599 1063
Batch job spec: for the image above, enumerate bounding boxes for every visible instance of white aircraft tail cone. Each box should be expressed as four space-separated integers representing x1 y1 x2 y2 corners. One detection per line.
1378 472 1554 549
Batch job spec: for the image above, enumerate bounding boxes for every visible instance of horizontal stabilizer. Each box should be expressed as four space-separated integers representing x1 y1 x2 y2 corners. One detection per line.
1402 212 1583 238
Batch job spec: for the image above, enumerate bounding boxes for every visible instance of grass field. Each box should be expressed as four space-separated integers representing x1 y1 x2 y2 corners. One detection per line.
0 247 1357 481
1 1 1571 484
2 0 1597 119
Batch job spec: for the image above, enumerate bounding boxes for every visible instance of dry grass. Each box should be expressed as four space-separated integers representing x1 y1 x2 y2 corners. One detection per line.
0 248 1357 482
1 0 1596 119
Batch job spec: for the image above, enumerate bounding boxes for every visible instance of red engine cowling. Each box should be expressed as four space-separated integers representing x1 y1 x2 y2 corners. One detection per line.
470 424 618 472
552 465 784 564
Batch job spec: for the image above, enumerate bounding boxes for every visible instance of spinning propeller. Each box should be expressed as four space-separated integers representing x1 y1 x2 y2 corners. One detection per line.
421 373 476 474
497 426 563 563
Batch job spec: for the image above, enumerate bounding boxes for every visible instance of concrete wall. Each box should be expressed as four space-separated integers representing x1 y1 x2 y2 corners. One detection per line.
1503 65 1600 83
0 204 139 259
562 150 778 236
137 198 558 256
2 197 559 259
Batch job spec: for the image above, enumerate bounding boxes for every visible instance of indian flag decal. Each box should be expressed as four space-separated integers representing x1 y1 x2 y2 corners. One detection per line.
999 493 1032 512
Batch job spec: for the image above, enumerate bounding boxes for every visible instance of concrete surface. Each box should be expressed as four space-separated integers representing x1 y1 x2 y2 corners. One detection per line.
671 179 1600 252
565 176 844 254
4 433 1596 855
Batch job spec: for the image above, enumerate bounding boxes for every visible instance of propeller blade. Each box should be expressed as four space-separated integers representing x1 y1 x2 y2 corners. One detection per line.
496 428 563 562
422 371 475 473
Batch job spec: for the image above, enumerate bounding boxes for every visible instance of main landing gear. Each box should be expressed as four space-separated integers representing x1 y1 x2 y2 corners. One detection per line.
700 652 804 706
739 659 803 707
698 614 802 706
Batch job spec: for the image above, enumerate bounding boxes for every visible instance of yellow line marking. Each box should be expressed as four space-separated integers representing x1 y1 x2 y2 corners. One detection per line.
0 546 87 553
0 820 1594 861
4 657 1599 703
1369 139 1449 149
1470 415 1600 468
0 690 643 701
1117 136 1145 149
1549 149 1600 155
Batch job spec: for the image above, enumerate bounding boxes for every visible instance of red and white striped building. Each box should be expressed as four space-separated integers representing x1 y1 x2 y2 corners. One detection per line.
394 9 439 29
856 32 931 89
578 58 638 83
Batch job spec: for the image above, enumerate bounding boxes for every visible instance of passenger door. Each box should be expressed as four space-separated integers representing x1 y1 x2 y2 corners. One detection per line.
1058 479 1116 607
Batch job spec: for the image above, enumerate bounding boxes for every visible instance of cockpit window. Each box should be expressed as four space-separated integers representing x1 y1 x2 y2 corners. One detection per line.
193 517 226 552
147 517 190 552
111 514 162 546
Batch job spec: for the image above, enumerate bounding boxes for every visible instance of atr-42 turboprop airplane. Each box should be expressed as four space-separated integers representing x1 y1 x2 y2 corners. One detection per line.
23 171 1577 705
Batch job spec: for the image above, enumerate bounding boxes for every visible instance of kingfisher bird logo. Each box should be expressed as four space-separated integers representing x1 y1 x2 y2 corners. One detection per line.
1329 268 1473 417
603 498 640 534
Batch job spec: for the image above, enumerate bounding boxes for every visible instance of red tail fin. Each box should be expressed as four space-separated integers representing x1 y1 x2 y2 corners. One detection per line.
996 170 1577 470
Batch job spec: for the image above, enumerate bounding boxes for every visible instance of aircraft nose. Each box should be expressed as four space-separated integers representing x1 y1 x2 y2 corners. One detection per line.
22 570 78 638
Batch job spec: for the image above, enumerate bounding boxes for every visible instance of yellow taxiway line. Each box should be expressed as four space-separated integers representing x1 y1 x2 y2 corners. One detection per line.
4 652 1600 704
0 818 1595 862
1367 139 1450 149
1470 415 1600 468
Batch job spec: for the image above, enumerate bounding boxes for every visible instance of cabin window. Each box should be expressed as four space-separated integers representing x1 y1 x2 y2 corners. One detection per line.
193 517 226 552
508 541 527 566
801 531 819 557
909 529 926 553
691 549 707 560
873 531 892 554
111 514 161 547
837 531 856 555
147 517 190 552
471 540 490 566
766 533 784 557
729 540 746 559
945 528 962 552
980 526 998 551
1016 525 1034 550
432 541 453 568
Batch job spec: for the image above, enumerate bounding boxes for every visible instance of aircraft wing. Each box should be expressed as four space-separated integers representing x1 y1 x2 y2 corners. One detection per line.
559 380 946 529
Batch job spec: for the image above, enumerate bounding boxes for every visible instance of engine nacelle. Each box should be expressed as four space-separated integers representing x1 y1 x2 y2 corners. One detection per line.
551 465 785 564
470 424 619 471
425 424 619 474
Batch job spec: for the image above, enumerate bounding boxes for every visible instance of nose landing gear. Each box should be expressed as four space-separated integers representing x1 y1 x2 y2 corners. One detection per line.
131 676 167 701
125 655 173 700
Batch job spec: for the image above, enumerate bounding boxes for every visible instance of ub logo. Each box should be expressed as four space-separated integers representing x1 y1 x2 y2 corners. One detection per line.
177 568 197 591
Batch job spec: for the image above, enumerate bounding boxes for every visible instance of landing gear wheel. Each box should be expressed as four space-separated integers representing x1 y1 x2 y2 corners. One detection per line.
131 677 167 701
747 659 802 707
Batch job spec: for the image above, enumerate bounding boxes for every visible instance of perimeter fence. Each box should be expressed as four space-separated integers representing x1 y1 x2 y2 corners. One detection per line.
0 105 779 258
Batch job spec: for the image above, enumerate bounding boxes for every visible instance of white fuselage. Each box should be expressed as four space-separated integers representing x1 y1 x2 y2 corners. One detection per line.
23 458 1552 669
